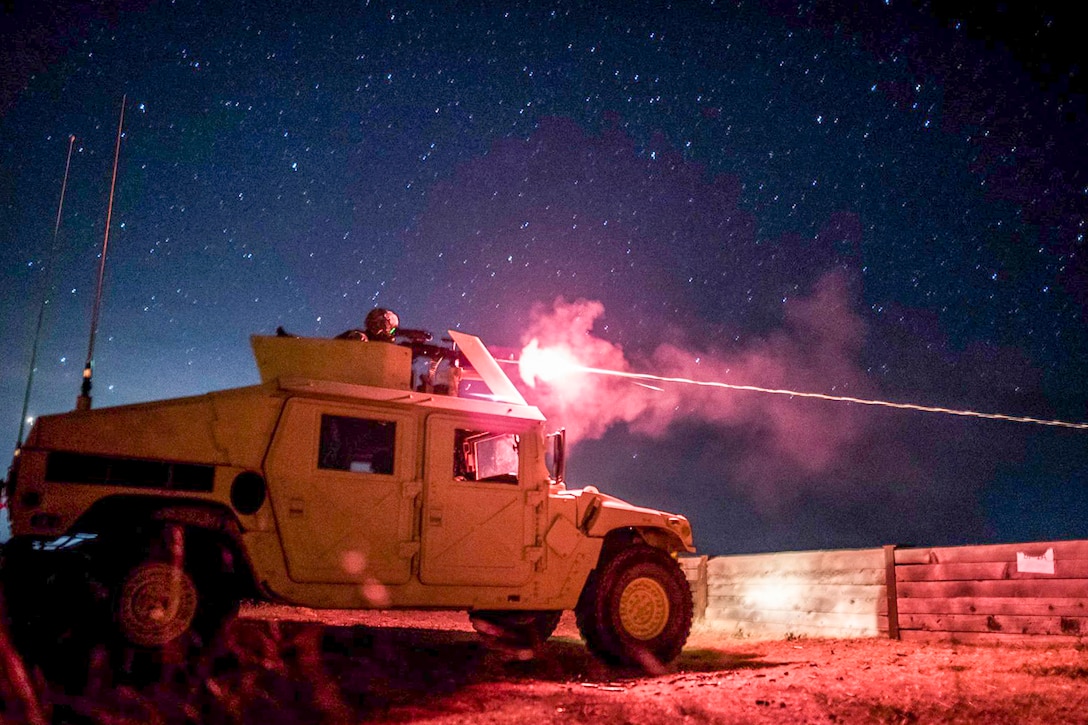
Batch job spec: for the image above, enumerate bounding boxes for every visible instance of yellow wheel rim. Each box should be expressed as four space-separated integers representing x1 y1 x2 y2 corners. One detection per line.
618 576 669 640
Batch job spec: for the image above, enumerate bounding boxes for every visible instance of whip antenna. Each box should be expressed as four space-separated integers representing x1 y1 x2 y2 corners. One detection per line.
17 134 76 447
77 94 125 411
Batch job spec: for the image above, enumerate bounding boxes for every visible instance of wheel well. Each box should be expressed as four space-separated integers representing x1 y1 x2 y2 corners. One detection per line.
72 495 233 534
70 495 258 598
596 526 684 566
636 526 687 554
598 527 642 564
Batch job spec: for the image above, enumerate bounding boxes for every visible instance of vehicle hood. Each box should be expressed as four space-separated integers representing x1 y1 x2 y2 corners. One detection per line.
557 485 695 552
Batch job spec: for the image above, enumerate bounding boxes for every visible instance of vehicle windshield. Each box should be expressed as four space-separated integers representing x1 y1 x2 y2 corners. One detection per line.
474 433 519 481
456 430 520 484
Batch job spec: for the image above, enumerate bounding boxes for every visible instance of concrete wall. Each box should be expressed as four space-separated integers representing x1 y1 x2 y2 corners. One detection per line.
684 539 1088 643
683 548 888 640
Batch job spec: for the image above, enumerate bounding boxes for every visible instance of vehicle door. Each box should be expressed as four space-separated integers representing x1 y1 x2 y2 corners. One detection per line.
266 398 418 585
419 415 540 587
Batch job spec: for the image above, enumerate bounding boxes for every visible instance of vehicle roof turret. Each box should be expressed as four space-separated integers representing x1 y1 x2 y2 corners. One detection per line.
251 329 538 417
252 335 414 390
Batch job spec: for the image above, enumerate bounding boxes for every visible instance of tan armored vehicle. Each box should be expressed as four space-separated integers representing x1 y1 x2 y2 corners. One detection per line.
3 330 694 668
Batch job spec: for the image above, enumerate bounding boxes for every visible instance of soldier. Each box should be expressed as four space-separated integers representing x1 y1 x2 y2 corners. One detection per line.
336 307 399 342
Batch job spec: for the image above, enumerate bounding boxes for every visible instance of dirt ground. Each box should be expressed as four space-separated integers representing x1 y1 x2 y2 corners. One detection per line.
6 605 1088 724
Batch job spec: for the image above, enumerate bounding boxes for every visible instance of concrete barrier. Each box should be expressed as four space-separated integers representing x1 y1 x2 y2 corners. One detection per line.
684 539 1088 644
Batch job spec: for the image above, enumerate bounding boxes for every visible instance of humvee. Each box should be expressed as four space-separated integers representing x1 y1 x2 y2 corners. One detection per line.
3 330 694 667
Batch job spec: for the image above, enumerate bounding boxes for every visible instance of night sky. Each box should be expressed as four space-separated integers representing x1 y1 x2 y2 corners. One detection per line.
2 1 1085 554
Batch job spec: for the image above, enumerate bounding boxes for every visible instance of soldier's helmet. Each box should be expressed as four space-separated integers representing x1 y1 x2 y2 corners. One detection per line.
364 308 399 342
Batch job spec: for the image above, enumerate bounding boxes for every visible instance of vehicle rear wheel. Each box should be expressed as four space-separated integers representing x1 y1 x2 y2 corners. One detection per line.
469 610 562 650
111 527 239 653
575 544 692 669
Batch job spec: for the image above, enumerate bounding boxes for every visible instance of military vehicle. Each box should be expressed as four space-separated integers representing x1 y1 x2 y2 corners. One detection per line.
3 329 694 668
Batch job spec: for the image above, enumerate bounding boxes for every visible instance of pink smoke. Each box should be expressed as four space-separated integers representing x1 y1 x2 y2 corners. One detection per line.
518 272 881 497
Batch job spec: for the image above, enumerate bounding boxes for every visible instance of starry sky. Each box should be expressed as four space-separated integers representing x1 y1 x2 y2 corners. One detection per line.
2 0 1085 554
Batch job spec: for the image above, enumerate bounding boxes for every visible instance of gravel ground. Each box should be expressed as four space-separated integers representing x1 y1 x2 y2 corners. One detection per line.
5 605 1087 724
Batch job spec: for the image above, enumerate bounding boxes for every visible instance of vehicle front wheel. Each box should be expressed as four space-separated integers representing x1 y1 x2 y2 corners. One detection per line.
575 545 693 669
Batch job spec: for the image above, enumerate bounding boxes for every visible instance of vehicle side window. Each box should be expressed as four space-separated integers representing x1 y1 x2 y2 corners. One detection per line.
319 414 396 474
454 429 519 485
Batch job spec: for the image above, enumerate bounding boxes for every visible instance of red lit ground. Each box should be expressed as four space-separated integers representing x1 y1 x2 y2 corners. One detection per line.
16 607 1088 724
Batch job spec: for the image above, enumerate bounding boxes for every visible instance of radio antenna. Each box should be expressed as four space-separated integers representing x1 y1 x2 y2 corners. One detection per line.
16 134 76 448
77 94 125 411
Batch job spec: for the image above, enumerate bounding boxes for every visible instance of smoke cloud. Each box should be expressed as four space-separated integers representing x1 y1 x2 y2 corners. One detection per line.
518 272 899 504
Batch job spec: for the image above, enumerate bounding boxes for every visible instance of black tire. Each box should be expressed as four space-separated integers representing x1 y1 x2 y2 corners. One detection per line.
575 545 693 669
469 610 562 649
1 539 111 688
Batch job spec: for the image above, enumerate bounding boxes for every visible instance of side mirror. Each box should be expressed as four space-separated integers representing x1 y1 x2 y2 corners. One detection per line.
547 429 566 485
